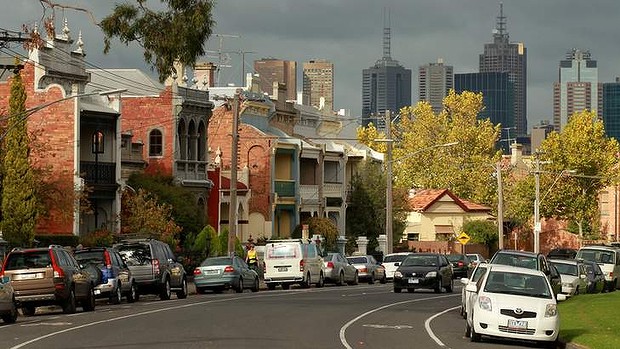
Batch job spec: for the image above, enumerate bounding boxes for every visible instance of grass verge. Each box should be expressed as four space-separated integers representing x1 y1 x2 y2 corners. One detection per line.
559 291 620 349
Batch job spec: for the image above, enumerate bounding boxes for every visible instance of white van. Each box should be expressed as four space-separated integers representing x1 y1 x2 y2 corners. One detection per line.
263 239 325 290
576 245 620 292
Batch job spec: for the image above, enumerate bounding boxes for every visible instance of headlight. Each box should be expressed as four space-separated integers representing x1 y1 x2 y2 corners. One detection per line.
426 271 437 278
394 271 402 278
545 303 558 317
479 296 492 311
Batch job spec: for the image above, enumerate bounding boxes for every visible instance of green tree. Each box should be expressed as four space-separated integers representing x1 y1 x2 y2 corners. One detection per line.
100 0 215 82
292 217 339 252
537 110 619 238
462 219 498 251
1 71 38 247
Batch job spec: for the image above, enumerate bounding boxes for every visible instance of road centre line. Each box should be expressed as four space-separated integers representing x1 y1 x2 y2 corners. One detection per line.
339 294 459 349
424 306 460 348
9 284 380 349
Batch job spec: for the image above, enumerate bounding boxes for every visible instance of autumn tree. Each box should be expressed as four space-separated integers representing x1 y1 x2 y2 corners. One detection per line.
536 110 619 238
1 71 38 247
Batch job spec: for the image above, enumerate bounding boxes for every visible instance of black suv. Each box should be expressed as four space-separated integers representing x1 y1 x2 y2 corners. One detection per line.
114 239 187 300
1 245 96 315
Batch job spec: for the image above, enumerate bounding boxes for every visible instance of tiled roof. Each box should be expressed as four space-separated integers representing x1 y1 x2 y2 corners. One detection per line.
408 188 491 212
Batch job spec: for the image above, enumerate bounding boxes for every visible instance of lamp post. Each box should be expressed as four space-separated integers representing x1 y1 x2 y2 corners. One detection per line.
496 161 504 250
375 113 458 254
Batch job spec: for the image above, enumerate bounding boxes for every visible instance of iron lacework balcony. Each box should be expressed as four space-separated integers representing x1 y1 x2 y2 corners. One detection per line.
80 161 116 185
274 180 296 197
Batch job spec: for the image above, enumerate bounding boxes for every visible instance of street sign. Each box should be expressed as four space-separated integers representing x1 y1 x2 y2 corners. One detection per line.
457 232 471 245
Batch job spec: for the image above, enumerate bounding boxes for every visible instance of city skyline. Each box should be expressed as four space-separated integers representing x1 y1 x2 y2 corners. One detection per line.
1 1 620 132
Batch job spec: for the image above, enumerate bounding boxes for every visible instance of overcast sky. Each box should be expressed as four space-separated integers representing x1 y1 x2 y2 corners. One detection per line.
2 0 620 132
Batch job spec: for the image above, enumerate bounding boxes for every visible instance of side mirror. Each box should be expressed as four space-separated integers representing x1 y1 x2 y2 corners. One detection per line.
556 293 567 302
465 283 477 293
394 262 400 267
460 278 470 286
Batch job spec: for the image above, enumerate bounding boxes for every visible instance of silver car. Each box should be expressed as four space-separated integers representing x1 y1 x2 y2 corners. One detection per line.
549 259 588 296
0 276 17 323
346 255 387 284
323 253 358 285
193 256 260 293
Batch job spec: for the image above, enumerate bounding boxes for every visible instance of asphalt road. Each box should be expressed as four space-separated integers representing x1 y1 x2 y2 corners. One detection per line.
0 282 563 349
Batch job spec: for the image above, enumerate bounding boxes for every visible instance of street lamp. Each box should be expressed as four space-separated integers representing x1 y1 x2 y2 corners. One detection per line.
375 112 458 255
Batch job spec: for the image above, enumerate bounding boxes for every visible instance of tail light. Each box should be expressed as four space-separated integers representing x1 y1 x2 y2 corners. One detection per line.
360 267 368 273
300 260 305 272
457 261 464 267
152 259 160 275
224 266 235 273
50 251 65 280
104 250 113 269
193 268 202 275
326 262 335 269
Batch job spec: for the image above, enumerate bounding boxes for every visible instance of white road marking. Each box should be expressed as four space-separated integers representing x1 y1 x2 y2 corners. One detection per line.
339 294 458 349
424 306 460 348
362 324 414 330
20 322 73 327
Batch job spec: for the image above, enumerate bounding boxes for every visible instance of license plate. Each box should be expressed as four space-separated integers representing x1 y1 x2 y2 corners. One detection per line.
205 270 219 275
408 278 419 284
15 273 43 280
278 267 288 272
508 319 528 329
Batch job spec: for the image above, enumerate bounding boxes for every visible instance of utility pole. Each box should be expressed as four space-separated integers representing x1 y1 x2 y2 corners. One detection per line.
496 161 504 250
228 88 242 256
533 153 541 254
385 110 393 255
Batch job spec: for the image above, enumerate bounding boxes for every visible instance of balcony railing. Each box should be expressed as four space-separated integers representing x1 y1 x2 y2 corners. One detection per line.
274 180 296 197
80 161 116 185
323 183 343 197
175 160 208 181
300 184 319 204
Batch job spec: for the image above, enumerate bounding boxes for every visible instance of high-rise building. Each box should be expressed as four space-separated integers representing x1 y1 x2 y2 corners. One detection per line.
302 59 334 112
479 4 527 136
553 49 602 131
531 122 554 153
603 78 620 141
362 16 411 128
418 58 453 114
253 58 297 101
454 72 514 153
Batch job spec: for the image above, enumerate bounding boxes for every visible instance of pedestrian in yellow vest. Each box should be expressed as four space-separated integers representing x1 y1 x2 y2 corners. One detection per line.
246 244 258 271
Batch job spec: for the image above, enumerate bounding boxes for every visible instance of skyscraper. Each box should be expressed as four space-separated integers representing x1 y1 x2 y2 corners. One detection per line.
362 14 411 127
418 58 453 114
553 49 602 131
602 78 620 140
479 4 527 136
302 59 334 112
253 58 297 101
454 72 514 153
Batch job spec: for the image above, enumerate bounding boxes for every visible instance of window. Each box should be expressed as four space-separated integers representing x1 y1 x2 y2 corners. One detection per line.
149 129 163 157
407 233 419 241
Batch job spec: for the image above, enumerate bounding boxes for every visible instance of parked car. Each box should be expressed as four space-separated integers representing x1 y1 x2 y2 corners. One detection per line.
582 260 605 294
74 247 138 304
193 256 259 293
575 245 620 292
0 276 17 323
547 248 578 260
263 239 324 290
346 255 387 284
1 245 96 315
446 254 472 278
466 253 486 267
382 252 412 280
489 249 562 295
549 258 588 296
459 262 488 319
393 253 453 293
115 239 188 300
465 264 567 345
322 252 358 285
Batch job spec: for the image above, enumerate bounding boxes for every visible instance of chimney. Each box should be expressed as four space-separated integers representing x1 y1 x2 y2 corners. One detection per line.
194 62 216 88
511 143 523 165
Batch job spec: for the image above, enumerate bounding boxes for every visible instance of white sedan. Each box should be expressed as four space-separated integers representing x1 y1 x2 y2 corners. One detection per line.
549 259 588 296
381 252 412 280
459 262 488 318
465 264 567 345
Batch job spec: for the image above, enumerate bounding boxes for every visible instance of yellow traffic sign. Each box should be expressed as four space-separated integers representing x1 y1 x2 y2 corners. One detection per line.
457 232 470 245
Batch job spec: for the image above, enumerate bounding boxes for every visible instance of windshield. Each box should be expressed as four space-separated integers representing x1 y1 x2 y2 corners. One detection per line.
74 251 105 265
484 271 552 298
117 244 151 266
577 250 615 264
471 265 488 282
491 253 538 270
384 254 409 263
347 257 368 264
551 262 578 276
266 244 299 259
447 254 466 262
4 251 51 270
401 255 438 267
200 257 232 266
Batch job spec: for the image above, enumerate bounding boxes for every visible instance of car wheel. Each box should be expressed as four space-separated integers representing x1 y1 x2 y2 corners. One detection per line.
316 273 324 288
281 283 290 290
446 279 453 293
352 272 359 285
176 278 188 299
22 305 35 316
236 278 244 293
127 282 138 303
111 283 122 304
368 272 375 284
394 287 402 293
251 277 259 292
159 278 171 300
407 288 415 293
336 271 345 286
1 299 17 324
62 288 77 314
82 286 96 312
301 273 311 288
267 283 276 291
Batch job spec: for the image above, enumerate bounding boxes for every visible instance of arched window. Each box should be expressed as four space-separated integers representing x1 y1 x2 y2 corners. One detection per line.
149 129 163 157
